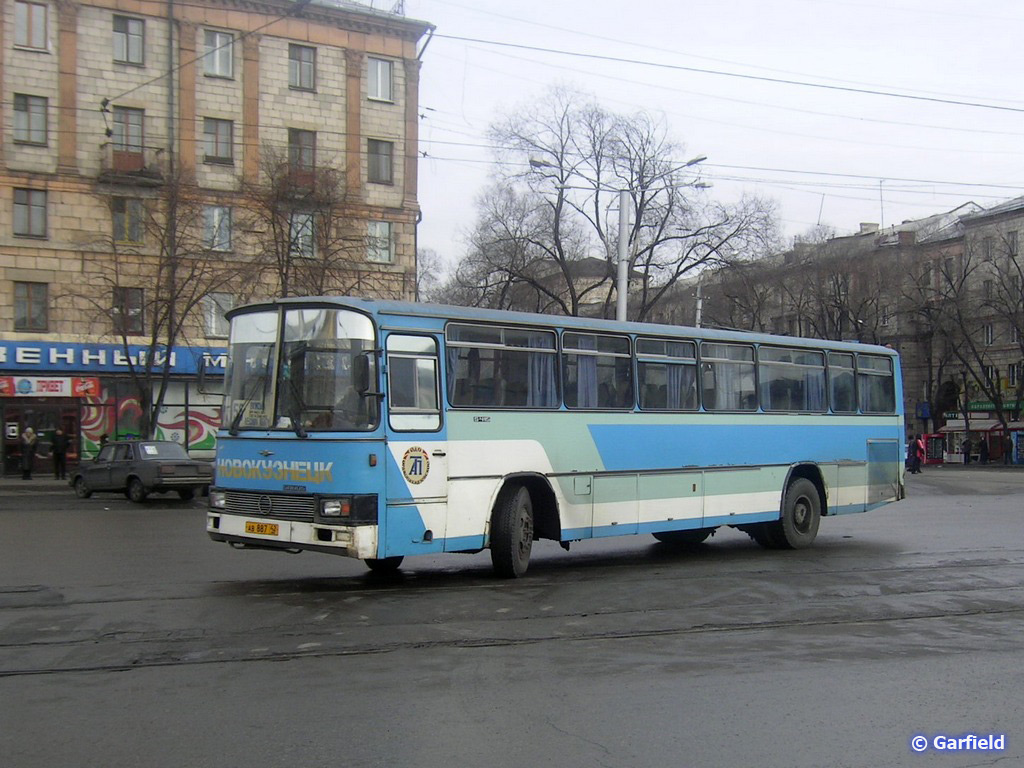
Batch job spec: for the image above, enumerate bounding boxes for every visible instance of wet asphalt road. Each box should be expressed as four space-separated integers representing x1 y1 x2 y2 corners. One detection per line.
1 468 1022 768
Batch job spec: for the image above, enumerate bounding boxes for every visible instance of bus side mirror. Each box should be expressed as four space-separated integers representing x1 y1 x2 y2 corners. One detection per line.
354 352 383 397
354 354 370 394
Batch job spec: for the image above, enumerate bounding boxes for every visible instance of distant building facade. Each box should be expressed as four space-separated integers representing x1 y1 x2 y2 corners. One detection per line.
653 200 1024 462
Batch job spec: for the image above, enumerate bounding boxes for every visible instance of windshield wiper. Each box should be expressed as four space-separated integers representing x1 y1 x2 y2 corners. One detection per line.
280 376 309 439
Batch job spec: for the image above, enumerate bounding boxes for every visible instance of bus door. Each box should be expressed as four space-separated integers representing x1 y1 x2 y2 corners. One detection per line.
382 335 448 556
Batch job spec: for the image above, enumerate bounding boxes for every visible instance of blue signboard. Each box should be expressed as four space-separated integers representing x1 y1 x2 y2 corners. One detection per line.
0 341 227 376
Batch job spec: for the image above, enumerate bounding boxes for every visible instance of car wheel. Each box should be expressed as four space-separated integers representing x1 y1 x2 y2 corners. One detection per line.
177 488 195 501
73 477 93 499
127 477 148 504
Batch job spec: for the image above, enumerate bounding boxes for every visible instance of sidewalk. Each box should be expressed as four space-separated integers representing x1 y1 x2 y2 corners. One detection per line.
0 475 74 495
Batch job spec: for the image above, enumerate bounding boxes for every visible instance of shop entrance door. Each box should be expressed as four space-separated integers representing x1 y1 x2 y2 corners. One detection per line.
1 400 80 477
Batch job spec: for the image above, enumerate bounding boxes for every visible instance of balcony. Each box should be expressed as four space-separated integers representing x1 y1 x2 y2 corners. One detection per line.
98 143 165 186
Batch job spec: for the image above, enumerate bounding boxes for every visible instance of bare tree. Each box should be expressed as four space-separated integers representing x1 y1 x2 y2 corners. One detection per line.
241 144 401 299
441 87 779 319
73 167 245 438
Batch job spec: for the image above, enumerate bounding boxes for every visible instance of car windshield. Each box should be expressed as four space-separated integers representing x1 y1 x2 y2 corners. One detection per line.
137 442 190 460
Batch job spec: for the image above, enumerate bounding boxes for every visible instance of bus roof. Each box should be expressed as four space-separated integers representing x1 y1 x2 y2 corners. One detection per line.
228 296 899 358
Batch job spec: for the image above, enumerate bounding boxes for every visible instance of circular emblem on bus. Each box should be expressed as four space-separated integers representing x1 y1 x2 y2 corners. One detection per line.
401 447 430 485
258 495 273 515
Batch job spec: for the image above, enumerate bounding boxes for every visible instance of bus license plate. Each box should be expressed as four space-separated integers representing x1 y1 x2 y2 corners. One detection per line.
245 521 279 536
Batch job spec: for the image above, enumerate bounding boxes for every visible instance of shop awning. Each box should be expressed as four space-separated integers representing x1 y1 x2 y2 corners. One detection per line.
939 419 1004 433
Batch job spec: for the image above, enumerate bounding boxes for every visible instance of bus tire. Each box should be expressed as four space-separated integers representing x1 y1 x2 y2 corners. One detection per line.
771 477 821 549
365 556 403 573
653 528 714 545
490 484 534 578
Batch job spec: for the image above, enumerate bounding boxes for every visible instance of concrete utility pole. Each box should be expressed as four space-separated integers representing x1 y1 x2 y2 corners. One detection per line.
616 189 629 322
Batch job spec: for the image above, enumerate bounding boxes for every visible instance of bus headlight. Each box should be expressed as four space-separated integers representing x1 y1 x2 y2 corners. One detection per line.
209 489 226 509
318 495 378 524
321 498 352 518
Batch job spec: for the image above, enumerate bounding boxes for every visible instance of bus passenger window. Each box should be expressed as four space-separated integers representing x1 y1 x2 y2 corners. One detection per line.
857 354 895 413
387 335 440 431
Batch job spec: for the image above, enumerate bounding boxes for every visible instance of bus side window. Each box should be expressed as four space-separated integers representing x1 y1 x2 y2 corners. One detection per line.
387 335 441 432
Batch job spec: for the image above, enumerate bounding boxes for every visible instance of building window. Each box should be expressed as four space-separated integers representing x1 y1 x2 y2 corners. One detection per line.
983 236 994 261
14 281 48 332
113 15 144 64
1009 231 1019 257
289 212 314 259
984 365 998 384
13 189 46 237
13 94 47 144
289 44 315 90
880 306 891 327
203 293 233 338
288 129 316 171
367 221 394 263
203 118 233 164
368 58 393 102
203 205 232 251
15 1 47 49
203 29 233 78
984 323 994 346
112 197 144 243
112 106 144 152
1010 363 1020 389
368 139 393 184
112 287 144 334
984 280 993 300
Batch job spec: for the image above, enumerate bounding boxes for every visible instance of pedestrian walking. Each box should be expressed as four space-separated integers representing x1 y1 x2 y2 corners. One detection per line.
979 438 989 465
912 434 925 474
51 428 69 480
20 427 39 480
962 437 971 465
1004 435 1013 465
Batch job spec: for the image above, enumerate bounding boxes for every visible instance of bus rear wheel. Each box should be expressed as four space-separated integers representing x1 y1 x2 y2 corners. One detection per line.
490 484 534 578
365 556 404 574
768 478 821 549
653 528 714 545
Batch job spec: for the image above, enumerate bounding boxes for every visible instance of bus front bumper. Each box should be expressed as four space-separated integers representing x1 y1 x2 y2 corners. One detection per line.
207 512 379 560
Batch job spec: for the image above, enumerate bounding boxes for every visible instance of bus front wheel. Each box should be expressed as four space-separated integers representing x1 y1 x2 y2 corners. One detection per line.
365 556 404 574
771 478 821 549
490 484 534 578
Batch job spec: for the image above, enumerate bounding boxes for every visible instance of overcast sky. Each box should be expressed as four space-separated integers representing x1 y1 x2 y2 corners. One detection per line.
398 0 1024 265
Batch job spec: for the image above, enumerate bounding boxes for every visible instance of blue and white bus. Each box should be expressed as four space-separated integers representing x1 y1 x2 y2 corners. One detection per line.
207 297 905 577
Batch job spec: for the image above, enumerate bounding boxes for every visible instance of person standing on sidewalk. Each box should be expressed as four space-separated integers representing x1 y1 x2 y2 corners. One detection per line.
979 438 989 465
51 428 69 480
20 427 39 480
962 437 971 465
912 434 925 474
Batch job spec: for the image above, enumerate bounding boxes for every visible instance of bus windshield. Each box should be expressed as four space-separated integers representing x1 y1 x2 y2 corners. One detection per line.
224 306 378 433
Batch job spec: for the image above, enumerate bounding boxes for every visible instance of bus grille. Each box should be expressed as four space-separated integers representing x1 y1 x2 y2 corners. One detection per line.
223 491 316 522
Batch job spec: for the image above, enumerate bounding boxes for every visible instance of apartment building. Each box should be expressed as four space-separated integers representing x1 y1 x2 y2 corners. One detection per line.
0 0 432 473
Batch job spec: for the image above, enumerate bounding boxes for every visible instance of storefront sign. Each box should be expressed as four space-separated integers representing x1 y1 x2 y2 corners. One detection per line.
0 376 101 398
0 342 226 376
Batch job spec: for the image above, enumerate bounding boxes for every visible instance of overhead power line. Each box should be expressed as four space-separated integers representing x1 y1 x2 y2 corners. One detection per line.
433 33 1024 115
